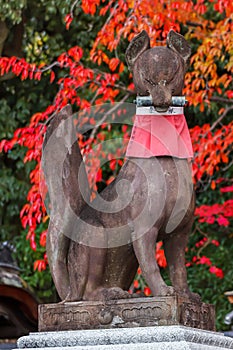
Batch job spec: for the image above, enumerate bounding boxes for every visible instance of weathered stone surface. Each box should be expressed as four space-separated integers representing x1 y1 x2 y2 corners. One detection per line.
38 296 215 332
13 343 233 350
16 325 233 349
42 30 197 305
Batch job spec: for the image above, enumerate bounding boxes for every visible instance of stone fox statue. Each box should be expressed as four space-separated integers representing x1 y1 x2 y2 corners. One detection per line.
42 30 199 302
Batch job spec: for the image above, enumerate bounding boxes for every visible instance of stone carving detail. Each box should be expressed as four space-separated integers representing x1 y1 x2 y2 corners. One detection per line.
39 297 215 332
43 309 90 328
180 302 215 330
121 304 170 322
97 309 113 325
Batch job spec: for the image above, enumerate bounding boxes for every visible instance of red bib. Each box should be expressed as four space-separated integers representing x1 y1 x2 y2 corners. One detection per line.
126 107 193 159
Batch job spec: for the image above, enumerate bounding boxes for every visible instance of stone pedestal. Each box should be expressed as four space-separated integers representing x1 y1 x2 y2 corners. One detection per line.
38 296 215 332
15 325 233 349
15 297 231 349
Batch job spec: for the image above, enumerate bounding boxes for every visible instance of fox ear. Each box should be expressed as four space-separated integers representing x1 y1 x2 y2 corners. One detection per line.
167 30 191 67
125 30 150 71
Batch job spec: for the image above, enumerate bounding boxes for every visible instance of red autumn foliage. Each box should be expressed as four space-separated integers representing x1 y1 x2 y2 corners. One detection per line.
195 200 233 227
209 266 224 279
144 286 152 297
155 242 167 268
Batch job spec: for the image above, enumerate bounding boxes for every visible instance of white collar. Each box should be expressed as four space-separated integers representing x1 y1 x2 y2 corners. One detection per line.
136 106 184 115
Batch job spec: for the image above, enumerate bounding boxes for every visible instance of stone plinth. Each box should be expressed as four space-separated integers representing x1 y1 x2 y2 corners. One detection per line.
16 325 233 349
38 296 215 332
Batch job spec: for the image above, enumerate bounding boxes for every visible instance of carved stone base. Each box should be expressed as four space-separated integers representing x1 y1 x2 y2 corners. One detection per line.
16 326 233 349
38 296 215 332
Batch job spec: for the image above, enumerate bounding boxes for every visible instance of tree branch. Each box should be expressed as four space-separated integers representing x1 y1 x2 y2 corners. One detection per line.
70 0 81 16
210 96 233 105
210 105 233 131
0 21 9 56
222 159 233 172
94 80 135 96
89 93 130 141
186 21 203 28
